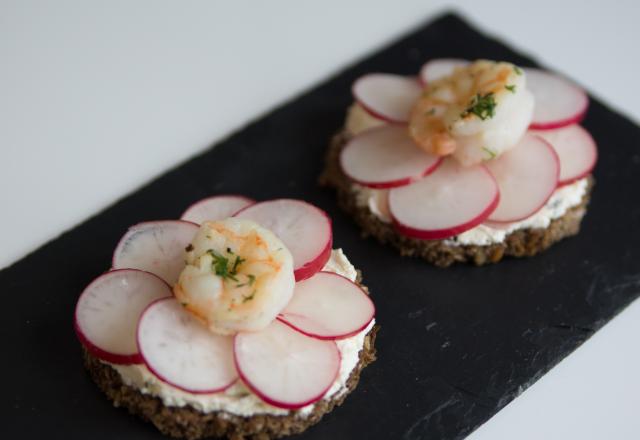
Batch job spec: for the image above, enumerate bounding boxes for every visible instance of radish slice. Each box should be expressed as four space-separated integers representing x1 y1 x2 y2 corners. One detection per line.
234 200 332 281
419 58 469 85
530 125 597 185
340 126 442 188
74 269 172 364
181 195 255 224
389 160 499 240
278 272 375 340
525 68 588 129
487 134 560 223
234 320 340 409
352 73 422 123
482 220 513 230
137 297 238 394
112 220 199 285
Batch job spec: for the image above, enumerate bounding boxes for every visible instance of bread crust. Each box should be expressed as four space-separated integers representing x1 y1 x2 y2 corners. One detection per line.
319 131 593 267
82 277 378 440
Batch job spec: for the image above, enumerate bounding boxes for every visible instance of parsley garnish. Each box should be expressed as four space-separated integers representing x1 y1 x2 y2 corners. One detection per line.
513 66 522 75
461 93 497 120
207 249 243 281
242 290 256 303
232 255 245 274
505 84 516 93
425 108 436 116
482 147 497 159
236 274 256 288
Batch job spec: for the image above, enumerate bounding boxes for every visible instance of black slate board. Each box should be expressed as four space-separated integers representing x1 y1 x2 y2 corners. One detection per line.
3 12 640 440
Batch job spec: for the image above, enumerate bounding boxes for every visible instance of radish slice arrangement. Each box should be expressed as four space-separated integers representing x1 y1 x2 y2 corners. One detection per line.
352 74 422 123
75 196 375 410
234 320 340 409
279 272 375 340
486 134 560 223
181 195 255 224
341 58 597 240
530 125 597 185
340 126 442 188
112 220 199 285
74 269 172 364
137 298 238 394
235 199 332 281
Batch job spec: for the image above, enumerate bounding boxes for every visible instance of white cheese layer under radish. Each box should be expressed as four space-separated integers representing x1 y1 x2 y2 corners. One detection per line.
352 177 588 246
105 249 374 417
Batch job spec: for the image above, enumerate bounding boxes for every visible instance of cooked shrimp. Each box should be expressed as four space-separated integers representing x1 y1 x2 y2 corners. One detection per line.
409 60 534 166
174 218 295 335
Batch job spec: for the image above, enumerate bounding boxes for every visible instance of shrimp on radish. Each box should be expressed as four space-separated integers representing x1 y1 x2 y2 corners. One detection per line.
409 60 534 166
174 218 295 335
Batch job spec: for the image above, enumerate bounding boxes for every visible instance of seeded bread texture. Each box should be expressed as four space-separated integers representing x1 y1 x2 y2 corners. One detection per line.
82 276 378 440
319 131 593 267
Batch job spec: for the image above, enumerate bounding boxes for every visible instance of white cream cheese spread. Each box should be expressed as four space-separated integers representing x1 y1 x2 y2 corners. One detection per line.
106 248 374 418
345 103 588 246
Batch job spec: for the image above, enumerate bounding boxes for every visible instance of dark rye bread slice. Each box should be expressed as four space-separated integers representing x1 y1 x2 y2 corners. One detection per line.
320 131 594 267
82 277 378 440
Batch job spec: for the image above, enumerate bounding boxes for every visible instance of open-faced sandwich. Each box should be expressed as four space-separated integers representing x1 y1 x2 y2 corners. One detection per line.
74 196 377 439
321 59 597 266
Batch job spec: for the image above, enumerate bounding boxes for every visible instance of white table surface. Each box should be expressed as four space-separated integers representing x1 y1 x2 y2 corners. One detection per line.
1 1 638 438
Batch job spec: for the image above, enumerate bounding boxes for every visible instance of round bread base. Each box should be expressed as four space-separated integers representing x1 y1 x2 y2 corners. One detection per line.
320 131 594 267
82 277 378 440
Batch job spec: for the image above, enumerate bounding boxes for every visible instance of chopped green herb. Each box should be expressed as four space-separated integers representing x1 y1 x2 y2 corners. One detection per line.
181 302 188 307
460 93 497 120
236 273 256 288
206 248 247 282
505 84 516 93
425 108 436 116
242 290 256 303
207 249 239 281
231 255 246 274
513 66 522 75
482 147 497 159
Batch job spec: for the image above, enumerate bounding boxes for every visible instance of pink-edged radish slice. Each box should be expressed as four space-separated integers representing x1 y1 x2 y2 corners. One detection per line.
482 220 514 230
137 297 238 394
112 220 199 285
234 319 340 409
530 125 597 185
340 125 442 188
486 134 560 223
74 269 172 364
419 58 469 85
181 195 255 224
352 73 422 123
235 199 332 281
389 160 499 240
278 272 375 340
525 68 589 130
